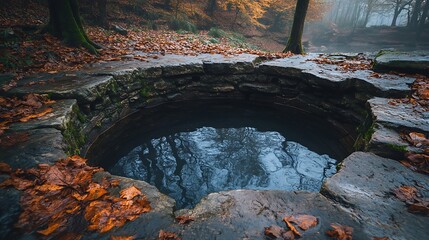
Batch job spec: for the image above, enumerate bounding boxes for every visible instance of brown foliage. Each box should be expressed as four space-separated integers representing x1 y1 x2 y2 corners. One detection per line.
0 156 152 236
393 185 429 216
175 215 195 224
308 54 372 72
0 94 54 138
264 214 318 239
158 230 181 240
283 214 318 231
400 131 429 174
325 223 353 240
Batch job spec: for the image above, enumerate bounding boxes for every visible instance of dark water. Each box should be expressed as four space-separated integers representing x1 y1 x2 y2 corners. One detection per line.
87 101 352 209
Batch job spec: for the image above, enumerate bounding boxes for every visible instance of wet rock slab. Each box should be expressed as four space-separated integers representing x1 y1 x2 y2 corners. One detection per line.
374 51 429 75
259 54 415 95
369 97 429 132
169 190 369 240
322 152 429 239
9 99 77 131
0 128 67 169
8 73 114 103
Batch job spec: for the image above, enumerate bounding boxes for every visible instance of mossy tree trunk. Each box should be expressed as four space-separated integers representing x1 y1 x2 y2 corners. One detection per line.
283 0 310 54
45 0 100 53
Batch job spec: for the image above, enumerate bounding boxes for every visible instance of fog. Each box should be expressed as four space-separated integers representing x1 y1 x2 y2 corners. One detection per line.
304 0 429 52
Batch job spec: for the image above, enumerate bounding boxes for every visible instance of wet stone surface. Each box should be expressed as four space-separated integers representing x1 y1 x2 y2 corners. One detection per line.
322 152 429 240
0 52 428 239
374 51 429 75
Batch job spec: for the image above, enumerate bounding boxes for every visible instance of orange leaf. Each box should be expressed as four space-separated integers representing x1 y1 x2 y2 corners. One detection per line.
175 215 194 224
37 222 61 236
264 225 284 239
120 185 142 200
393 186 418 202
35 183 64 192
283 214 318 230
326 223 353 240
158 230 181 240
86 183 108 200
283 218 301 237
110 236 134 240
19 107 53 122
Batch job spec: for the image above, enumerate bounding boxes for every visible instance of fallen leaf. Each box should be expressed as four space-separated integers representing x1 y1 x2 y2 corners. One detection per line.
175 215 194 224
19 107 53 122
393 186 418 202
57 232 82 240
37 222 61 236
283 214 318 230
283 217 301 237
282 230 295 240
158 230 181 240
110 235 134 240
120 185 142 200
326 223 353 240
0 162 12 173
86 183 108 200
408 200 429 215
264 225 284 239
373 237 389 240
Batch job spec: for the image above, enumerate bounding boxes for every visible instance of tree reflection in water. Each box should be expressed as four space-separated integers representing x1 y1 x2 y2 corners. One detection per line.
109 127 336 209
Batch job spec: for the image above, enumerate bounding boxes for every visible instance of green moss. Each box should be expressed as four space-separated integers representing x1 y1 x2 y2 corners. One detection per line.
386 143 407 153
139 80 153 98
63 121 85 155
73 105 87 123
110 81 119 94
336 162 344 172
354 114 375 151
375 49 398 58
95 119 102 128
168 17 197 33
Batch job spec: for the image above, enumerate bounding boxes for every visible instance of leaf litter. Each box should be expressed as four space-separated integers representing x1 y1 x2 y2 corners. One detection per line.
393 185 429 216
264 214 318 239
0 156 152 237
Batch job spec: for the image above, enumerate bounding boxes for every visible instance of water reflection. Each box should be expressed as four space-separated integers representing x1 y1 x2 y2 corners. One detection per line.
109 127 336 209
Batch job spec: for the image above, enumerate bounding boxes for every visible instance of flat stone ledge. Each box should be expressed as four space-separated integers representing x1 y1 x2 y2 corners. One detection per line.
9 99 77 131
369 97 429 133
322 152 429 239
0 128 67 169
368 124 421 159
169 190 369 240
9 73 114 104
258 54 414 95
199 53 259 74
374 51 429 75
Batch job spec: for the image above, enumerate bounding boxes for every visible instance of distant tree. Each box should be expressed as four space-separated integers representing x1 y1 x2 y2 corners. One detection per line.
417 0 429 36
45 0 100 53
390 0 413 26
410 0 424 27
205 0 218 16
283 0 310 54
97 0 108 27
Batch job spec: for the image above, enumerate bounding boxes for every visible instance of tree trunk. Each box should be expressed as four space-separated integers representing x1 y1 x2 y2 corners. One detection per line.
45 0 100 53
417 0 429 37
391 3 400 26
97 0 108 28
283 0 310 54
205 0 217 16
410 0 423 27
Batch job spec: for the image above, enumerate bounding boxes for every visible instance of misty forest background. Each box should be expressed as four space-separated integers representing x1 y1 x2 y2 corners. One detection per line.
1 0 429 75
